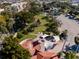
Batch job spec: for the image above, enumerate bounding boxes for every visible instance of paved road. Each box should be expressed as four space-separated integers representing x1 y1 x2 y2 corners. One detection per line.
51 14 79 53
57 14 79 45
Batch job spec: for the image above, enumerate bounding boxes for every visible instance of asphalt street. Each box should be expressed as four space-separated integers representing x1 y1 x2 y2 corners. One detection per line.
57 14 79 45
47 14 79 53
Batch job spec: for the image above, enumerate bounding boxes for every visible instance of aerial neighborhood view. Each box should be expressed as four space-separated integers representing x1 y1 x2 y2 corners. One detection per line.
1 0 79 59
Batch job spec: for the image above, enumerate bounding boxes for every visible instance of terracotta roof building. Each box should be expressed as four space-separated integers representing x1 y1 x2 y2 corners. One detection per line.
20 34 60 59
37 51 58 59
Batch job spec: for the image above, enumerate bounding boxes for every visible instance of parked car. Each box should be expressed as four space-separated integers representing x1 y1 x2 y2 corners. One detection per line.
65 14 70 17
68 15 75 19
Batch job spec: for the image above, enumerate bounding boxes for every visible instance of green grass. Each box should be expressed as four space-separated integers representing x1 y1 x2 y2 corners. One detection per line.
20 33 36 41
64 8 70 13
20 13 48 40
76 15 79 18
33 13 48 33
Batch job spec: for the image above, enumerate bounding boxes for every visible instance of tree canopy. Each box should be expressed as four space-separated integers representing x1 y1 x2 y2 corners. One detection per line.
1 36 31 59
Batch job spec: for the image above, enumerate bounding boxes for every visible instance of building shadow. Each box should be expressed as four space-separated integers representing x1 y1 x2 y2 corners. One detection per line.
65 44 79 53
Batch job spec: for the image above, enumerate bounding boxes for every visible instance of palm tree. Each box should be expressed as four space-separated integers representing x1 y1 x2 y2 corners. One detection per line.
74 36 79 45
74 36 79 52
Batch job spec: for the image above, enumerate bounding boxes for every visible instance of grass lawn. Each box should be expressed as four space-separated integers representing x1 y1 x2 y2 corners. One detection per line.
20 13 48 40
20 33 37 41
34 14 48 33
64 8 70 13
76 15 79 19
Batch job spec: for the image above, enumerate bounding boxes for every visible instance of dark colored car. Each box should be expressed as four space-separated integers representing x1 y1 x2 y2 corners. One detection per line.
68 15 75 19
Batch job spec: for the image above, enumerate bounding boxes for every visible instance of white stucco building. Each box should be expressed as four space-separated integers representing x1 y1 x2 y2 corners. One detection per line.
34 0 53 4
71 0 79 6
0 9 4 13
5 2 27 13
11 2 27 12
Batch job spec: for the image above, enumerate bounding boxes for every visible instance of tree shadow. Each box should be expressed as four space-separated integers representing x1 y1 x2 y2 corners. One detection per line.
65 44 79 53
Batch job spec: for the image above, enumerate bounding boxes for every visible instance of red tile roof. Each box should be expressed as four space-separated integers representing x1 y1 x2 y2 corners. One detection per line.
20 39 59 59
38 51 57 57
20 39 35 55
37 51 58 59
34 44 41 51
20 39 33 49
31 55 37 59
